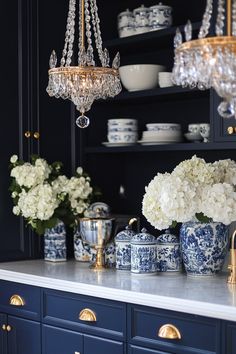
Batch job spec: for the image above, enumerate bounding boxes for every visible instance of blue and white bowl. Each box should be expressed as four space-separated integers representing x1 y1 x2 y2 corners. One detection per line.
146 123 181 132
180 222 229 276
108 131 138 143
131 228 157 275
157 230 182 273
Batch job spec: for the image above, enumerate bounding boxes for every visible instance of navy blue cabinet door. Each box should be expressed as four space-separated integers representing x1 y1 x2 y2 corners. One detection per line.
42 325 83 354
7 316 41 354
129 345 169 354
0 314 7 354
84 334 124 354
226 322 236 354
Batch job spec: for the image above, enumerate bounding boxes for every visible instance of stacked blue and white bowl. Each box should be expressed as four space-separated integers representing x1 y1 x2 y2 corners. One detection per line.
103 119 138 147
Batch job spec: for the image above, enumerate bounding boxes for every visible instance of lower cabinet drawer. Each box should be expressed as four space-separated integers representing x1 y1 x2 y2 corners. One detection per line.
42 289 126 340
0 280 41 320
226 321 236 354
129 305 221 354
42 324 125 354
129 345 167 354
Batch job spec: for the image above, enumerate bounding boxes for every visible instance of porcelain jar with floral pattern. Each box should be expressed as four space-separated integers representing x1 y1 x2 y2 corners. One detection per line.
44 220 67 262
157 230 182 273
180 222 229 276
131 228 157 275
115 226 135 271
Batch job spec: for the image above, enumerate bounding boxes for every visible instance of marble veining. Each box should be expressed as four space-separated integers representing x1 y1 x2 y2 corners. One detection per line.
0 260 235 322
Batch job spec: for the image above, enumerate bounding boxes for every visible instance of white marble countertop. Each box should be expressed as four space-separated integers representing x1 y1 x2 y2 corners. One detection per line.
0 260 235 322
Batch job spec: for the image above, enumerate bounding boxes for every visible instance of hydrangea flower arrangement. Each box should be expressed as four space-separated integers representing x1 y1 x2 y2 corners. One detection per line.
142 156 236 230
9 155 94 235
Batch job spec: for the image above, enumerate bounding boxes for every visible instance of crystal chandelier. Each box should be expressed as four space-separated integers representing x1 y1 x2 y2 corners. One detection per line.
46 0 122 128
172 0 236 119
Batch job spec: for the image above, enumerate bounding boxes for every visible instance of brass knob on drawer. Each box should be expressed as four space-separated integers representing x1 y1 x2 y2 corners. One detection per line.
75 352 80 354
228 126 235 135
2 324 6 331
79 308 97 322
158 324 181 340
9 294 25 306
24 131 31 138
6 325 12 332
33 132 40 139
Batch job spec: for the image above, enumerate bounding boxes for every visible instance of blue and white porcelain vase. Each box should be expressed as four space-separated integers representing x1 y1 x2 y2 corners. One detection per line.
180 222 229 276
131 228 157 275
115 226 135 271
44 220 67 262
157 230 182 273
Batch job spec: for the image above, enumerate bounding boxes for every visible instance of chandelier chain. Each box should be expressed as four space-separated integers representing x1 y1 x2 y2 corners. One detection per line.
199 0 213 39
90 0 104 64
232 0 236 35
216 0 225 36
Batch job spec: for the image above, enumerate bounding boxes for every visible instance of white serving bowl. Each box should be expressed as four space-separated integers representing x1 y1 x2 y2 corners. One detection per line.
119 64 166 92
146 123 181 132
184 132 202 142
108 131 138 143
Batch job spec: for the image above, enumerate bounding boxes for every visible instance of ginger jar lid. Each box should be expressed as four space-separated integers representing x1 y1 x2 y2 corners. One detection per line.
118 9 133 18
157 230 179 245
150 3 172 10
131 228 156 245
115 225 136 242
133 4 149 14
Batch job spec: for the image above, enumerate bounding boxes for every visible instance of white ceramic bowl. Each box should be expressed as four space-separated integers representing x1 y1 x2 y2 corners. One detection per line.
184 132 202 142
108 131 138 143
159 80 174 88
146 123 181 132
108 119 137 126
119 64 166 92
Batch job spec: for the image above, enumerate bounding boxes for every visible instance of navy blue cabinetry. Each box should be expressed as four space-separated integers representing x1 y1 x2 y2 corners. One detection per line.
225 322 236 354
129 345 169 354
0 314 7 354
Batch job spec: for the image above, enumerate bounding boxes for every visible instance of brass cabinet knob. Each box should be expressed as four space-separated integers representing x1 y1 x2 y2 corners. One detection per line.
9 294 25 306
33 132 40 139
24 131 31 138
158 324 181 340
79 308 97 322
2 324 6 331
6 325 12 332
75 352 81 354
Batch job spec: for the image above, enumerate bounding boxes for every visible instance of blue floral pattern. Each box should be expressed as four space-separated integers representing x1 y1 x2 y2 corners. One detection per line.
131 244 157 274
180 222 229 276
44 220 67 262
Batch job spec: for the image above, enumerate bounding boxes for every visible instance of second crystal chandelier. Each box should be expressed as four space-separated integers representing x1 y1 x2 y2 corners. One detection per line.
172 0 236 119
46 0 122 128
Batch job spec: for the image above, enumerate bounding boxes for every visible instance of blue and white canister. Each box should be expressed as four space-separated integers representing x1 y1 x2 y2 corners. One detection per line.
44 220 67 262
131 228 157 274
115 226 136 271
157 230 182 273
180 222 229 276
149 3 173 31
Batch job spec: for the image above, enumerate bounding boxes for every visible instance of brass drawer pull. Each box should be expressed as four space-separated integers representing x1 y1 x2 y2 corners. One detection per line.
79 308 97 322
24 131 31 138
33 132 40 139
9 294 25 307
75 352 80 354
2 324 6 331
6 325 12 332
158 324 181 340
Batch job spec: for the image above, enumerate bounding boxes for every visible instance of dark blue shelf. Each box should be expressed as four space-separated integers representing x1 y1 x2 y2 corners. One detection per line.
85 142 236 154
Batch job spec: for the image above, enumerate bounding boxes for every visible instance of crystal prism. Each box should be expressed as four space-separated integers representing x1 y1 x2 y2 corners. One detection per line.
49 50 57 69
112 52 120 69
76 115 90 128
78 48 87 67
103 48 110 67
217 100 235 119
184 20 192 42
174 28 183 49
86 47 95 66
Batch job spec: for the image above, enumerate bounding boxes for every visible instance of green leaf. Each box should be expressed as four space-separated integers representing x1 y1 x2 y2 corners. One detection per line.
195 213 211 223
170 220 178 229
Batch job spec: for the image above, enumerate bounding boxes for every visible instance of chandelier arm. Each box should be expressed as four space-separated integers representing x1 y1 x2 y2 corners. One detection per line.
227 0 232 35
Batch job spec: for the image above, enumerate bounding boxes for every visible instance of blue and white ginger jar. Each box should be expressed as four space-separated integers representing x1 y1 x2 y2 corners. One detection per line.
44 220 67 262
131 228 157 275
157 230 182 273
180 222 229 276
149 3 173 31
115 226 135 271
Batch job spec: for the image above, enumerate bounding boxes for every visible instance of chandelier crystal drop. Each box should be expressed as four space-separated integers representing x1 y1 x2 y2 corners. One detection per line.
46 0 122 128
172 0 236 119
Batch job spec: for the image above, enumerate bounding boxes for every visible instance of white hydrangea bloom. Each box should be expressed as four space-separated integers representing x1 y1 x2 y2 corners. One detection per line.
10 155 18 164
65 176 93 215
142 173 173 230
17 184 59 221
213 159 236 185
11 158 51 189
200 183 236 225
159 175 198 223
52 175 69 194
76 167 83 175
13 206 20 216
172 155 215 187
